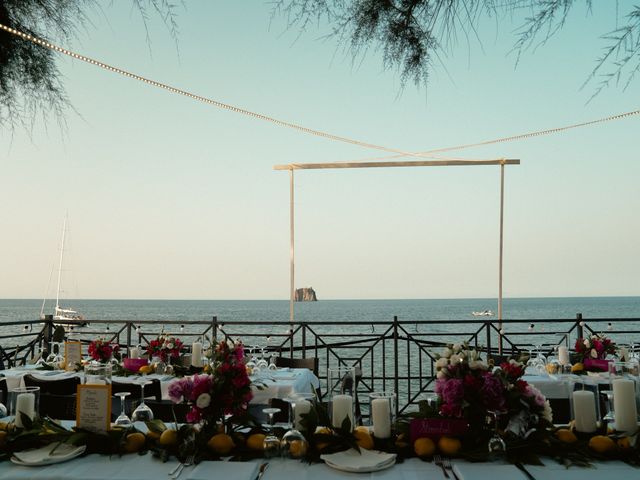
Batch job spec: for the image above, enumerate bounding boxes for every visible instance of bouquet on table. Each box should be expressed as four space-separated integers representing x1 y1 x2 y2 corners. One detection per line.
574 334 616 371
88 338 120 363
146 335 184 362
434 343 553 444
168 339 253 425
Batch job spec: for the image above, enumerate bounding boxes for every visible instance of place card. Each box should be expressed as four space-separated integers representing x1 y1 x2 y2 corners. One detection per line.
76 384 112 433
65 341 83 371
410 418 468 442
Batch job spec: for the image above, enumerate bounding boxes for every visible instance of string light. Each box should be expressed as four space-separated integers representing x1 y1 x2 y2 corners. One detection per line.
607 322 613 331
528 323 534 331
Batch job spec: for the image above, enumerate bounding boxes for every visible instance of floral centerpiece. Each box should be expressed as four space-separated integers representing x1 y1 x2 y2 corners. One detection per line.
146 335 184 362
168 339 252 425
574 334 616 371
88 338 120 363
433 343 552 445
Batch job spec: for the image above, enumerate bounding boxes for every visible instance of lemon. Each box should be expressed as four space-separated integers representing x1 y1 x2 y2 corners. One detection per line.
438 436 462 456
353 426 374 450
138 365 153 375
288 439 308 458
207 433 235 456
588 435 616 453
617 437 631 449
414 437 436 457
571 363 584 373
0 431 7 447
555 429 577 443
146 430 161 441
395 433 409 449
159 429 178 447
314 426 332 451
124 432 146 453
246 433 266 451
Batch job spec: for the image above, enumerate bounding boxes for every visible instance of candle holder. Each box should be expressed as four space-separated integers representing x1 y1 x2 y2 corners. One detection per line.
328 366 356 430
368 392 396 439
9 386 40 428
84 361 113 385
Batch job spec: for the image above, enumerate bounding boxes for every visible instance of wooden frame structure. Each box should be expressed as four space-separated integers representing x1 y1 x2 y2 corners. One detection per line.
274 158 520 350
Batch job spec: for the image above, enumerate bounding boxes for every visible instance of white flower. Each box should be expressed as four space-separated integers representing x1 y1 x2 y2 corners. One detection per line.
543 400 553 423
469 360 486 370
436 370 447 379
196 393 211 409
583 339 590 348
449 354 460 364
167 342 174 350
442 348 453 358
452 344 462 353
435 358 449 369
590 349 598 358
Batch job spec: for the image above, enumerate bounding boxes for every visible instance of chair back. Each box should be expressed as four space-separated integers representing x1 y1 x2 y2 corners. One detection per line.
274 356 319 376
23 374 80 395
112 379 162 401
39 393 77 420
0 377 7 405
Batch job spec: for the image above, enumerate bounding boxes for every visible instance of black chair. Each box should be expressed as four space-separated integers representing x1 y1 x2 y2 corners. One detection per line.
274 357 319 376
111 379 162 402
0 377 7 405
23 374 81 395
39 393 77 420
145 400 191 423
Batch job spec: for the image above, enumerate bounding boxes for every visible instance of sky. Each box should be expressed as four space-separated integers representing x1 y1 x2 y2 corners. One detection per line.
1 2 638 300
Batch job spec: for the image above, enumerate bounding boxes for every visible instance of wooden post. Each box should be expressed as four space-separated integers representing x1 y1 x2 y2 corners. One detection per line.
289 168 295 324
498 161 505 354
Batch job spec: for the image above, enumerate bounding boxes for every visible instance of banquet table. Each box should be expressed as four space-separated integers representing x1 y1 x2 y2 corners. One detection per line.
1 453 637 480
0 365 320 403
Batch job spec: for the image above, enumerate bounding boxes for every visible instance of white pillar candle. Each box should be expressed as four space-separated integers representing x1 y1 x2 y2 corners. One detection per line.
191 342 203 367
294 399 311 430
558 346 570 366
371 398 392 439
14 393 36 428
613 379 638 433
572 390 597 433
129 347 139 359
332 394 353 430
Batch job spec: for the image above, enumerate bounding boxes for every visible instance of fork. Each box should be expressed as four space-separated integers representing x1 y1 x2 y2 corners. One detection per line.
170 454 195 479
441 457 460 480
433 455 450 479
254 462 270 480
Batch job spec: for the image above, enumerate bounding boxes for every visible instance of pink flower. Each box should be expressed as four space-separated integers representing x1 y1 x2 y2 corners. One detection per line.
168 377 193 403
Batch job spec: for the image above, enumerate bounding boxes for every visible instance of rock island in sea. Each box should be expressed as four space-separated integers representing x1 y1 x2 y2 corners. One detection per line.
294 287 317 302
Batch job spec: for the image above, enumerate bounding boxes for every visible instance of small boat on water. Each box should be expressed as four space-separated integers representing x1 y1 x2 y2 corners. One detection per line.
472 310 494 317
40 218 88 327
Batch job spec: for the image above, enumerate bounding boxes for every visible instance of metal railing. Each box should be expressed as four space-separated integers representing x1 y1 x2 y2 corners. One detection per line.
2 314 639 418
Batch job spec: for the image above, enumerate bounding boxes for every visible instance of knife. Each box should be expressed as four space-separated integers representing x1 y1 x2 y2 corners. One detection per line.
515 462 537 480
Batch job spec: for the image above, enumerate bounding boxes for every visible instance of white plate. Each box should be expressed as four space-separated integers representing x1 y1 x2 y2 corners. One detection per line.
321 448 396 473
11 444 86 466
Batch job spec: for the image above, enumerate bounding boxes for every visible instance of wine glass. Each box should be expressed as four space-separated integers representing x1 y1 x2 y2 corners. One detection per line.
601 390 615 422
262 407 281 458
131 381 154 422
114 392 132 427
487 410 506 453
256 346 269 371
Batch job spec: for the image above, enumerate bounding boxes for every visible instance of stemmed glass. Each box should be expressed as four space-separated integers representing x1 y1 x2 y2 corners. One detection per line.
487 410 506 453
114 392 132 427
131 381 154 422
281 394 311 458
256 346 269 371
262 407 281 458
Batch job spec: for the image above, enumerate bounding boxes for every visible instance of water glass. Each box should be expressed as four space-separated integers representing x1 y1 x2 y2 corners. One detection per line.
10 386 40 428
84 362 112 385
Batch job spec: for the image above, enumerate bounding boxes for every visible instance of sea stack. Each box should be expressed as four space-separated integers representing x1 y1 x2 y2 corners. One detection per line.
295 287 318 302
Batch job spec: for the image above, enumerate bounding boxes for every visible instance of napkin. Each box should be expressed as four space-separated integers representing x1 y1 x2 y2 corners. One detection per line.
321 448 396 472
187 460 260 480
12 443 86 466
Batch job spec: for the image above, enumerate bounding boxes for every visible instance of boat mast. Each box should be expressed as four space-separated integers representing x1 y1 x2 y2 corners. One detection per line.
55 218 67 312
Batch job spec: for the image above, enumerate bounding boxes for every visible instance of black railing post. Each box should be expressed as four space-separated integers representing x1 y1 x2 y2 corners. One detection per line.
302 323 307 358
212 316 218 343
126 322 132 349
485 321 492 360
393 315 399 417
576 313 583 341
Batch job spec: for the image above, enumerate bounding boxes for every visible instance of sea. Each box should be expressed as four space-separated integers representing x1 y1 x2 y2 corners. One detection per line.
1 297 640 347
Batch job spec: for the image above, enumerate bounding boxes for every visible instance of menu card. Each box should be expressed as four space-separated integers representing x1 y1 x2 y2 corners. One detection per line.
76 384 112 433
65 341 83 371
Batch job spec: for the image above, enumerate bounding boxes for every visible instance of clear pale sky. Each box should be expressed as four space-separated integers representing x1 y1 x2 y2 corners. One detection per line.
1 2 638 300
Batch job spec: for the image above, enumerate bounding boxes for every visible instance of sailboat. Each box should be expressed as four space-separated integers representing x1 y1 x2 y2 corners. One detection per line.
40 218 87 326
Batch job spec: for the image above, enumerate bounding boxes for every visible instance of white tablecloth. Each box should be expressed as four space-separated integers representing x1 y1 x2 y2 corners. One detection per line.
522 373 607 399
2 455 637 480
1 366 319 404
